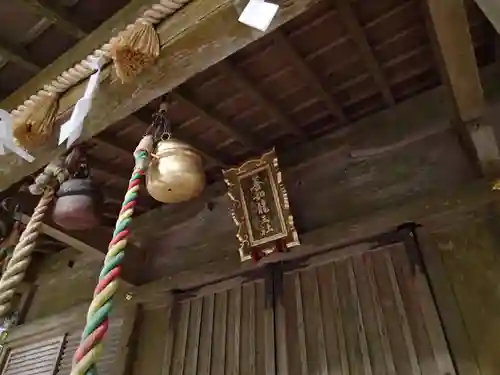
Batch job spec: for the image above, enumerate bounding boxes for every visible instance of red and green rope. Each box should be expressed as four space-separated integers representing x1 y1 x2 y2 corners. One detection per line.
70 135 153 375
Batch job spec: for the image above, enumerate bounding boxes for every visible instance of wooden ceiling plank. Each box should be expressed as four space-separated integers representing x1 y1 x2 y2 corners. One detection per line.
272 31 347 125
426 0 500 177
0 39 40 74
19 0 86 39
473 0 500 34
1 0 163 112
172 90 262 152
218 60 307 139
334 0 396 107
0 0 320 191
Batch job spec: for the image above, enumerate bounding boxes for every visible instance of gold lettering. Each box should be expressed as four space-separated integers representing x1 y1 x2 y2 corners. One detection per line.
256 199 270 215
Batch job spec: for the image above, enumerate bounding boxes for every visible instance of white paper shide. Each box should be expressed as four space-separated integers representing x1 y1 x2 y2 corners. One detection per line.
59 56 105 148
238 0 279 32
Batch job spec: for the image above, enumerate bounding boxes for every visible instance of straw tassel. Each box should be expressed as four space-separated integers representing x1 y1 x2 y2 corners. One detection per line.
110 21 160 83
13 93 59 150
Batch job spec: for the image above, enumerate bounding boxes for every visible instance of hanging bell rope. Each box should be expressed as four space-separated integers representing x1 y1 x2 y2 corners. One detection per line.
0 159 69 319
70 135 153 375
110 21 160 82
12 92 59 150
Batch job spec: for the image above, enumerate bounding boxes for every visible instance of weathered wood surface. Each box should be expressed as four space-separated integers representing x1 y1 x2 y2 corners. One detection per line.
419 207 500 375
133 179 500 301
130 64 500 244
0 0 322 192
425 0 500 176
417 229 482 375
133 85 479 281
276 242 455 375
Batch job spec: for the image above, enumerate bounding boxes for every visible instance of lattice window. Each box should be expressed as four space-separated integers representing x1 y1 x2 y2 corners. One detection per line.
1 335 65 375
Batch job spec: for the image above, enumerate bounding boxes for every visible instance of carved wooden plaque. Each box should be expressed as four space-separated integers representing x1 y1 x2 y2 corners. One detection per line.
223 149 299 261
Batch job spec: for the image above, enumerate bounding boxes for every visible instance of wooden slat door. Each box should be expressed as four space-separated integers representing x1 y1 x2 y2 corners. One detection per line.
276 242 456 375
163 276 275 375
1 336 65 375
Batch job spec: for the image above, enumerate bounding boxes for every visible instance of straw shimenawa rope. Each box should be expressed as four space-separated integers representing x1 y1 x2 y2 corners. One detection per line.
0 161 69 319
70 135 153 375
10 0 191 121
13 92 59 150
111 21 160 82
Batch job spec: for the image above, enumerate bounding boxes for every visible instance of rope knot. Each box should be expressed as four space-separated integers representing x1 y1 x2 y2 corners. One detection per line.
134 135 154 170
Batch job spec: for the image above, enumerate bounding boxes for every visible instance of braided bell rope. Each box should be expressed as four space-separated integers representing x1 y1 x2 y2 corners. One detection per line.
0 189 54 318
70 135 153 375
11 0 191 118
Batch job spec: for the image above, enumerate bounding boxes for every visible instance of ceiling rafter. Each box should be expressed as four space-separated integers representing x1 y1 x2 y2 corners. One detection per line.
172 90 262 152
272 31 348 125
333 0 396 107
0 37 40 74
19 0 86 39
218 60 307 139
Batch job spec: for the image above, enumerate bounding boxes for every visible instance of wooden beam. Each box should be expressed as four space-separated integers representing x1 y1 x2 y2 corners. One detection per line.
425 0 500 176
20 213 103 259
0 0 318 191
334 0 395 106
133 179 498 302
0 38 40 74
218 60 307 139
19 0 86 39
271 31 348 125
172 90 262 151
474 0 500 34
1 0 163 112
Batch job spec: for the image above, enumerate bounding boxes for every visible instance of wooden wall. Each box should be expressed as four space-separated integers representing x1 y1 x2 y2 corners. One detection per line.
420 206 500 375
25 250 102 321
11 71 500 374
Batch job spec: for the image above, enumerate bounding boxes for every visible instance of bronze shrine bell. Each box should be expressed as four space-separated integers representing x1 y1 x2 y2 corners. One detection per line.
53 178 102 231
146 138 206 203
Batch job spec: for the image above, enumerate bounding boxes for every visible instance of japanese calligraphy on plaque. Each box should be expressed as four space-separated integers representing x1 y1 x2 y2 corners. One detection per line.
223 149 299 261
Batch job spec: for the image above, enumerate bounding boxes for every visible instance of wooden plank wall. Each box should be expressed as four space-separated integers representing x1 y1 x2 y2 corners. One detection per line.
419 206 500 375
276 243 455 375
25 250 103 321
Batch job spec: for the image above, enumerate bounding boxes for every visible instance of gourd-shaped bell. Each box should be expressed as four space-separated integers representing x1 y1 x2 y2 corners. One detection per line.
53 179 101 230
146 139 205 203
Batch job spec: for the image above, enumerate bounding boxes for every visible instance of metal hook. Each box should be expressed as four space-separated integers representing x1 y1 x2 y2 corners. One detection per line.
150 97 173 142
